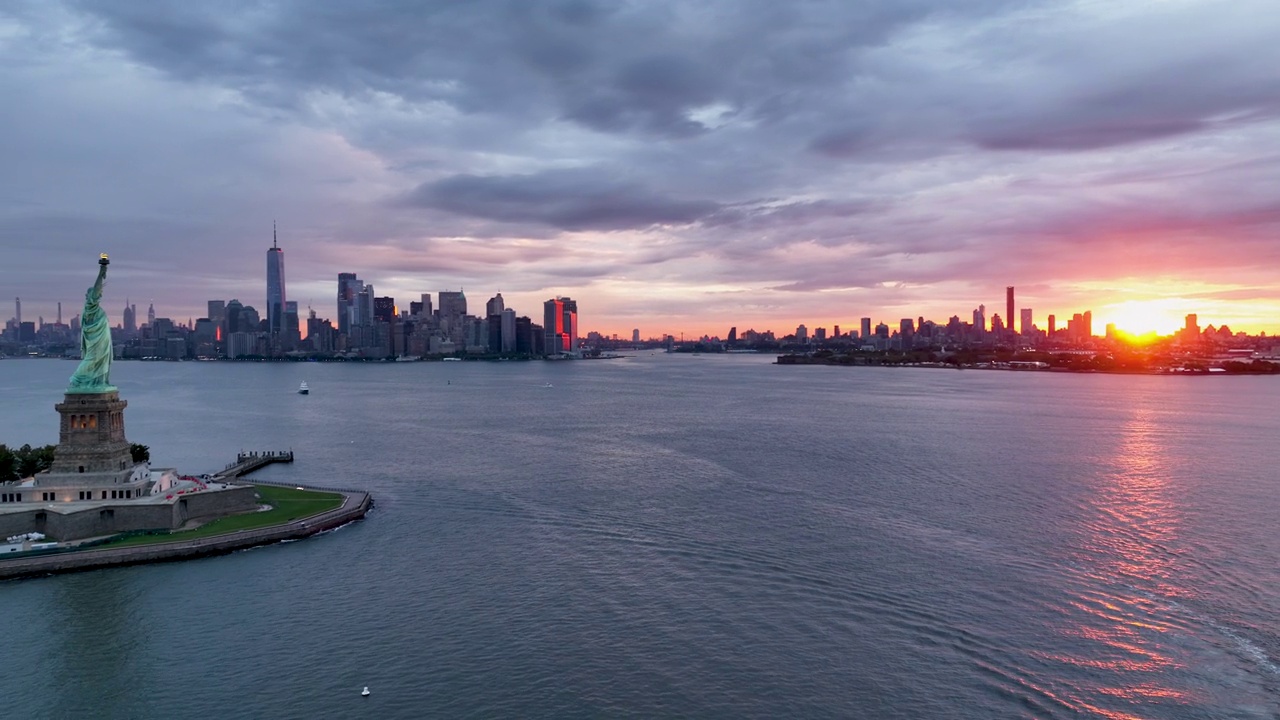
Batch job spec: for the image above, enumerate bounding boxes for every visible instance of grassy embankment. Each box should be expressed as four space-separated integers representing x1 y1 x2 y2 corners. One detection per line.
95 485 344 549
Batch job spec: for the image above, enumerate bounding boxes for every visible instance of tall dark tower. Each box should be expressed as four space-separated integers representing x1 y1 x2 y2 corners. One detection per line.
337 273 361 335
266 222 287 336
1006 286 1015 335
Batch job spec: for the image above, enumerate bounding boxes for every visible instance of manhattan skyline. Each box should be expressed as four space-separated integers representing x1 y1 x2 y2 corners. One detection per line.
3 2 1280 337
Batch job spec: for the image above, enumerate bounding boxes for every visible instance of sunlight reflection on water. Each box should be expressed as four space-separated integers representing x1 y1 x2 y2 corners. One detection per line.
1051 401 1192 716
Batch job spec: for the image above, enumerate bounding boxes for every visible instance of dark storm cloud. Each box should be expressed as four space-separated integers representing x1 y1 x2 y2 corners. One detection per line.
66 0 1027 137
404 169 719 232
59 0 1280 168
975 118 1210 152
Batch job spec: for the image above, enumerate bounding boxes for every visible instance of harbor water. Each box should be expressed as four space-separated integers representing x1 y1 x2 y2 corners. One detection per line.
1 355 1278 718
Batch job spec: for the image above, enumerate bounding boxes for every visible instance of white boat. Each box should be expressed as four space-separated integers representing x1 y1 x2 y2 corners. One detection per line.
298 381 309 395
361 687 370 697
442 357 462 362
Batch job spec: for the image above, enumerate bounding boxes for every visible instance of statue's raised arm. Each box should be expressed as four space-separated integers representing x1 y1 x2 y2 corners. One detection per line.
89 257 107 299
68 254 117 394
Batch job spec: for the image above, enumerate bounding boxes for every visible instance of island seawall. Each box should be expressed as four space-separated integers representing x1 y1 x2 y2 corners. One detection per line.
0 482 372 581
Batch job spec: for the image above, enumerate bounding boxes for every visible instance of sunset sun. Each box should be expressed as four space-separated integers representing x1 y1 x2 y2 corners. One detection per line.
1098 299 1187 337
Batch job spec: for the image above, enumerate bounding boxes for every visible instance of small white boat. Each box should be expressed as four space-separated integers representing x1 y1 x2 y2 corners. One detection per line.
542 383 553 388
298 381 309 395
361 687 370 697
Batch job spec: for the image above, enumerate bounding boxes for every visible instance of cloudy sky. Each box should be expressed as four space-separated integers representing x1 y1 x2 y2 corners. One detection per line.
3 0 1279 337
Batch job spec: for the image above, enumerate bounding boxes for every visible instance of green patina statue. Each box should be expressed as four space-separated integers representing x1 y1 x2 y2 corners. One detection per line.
67 254 117 394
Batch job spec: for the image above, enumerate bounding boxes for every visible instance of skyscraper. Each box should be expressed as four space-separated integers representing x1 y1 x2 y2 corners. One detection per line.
543 297 578 354
357 285 375 327
632 329 640 343
501 308 516 353
1020 308 1033 336
14 297 20 327
1184 313 1200 342
561 298 578 353
266 223 287 336
123 300 136 335
283 301 300 349
860 317 871 341
485 293 505 317
337 273 362 335
486 294 507 353
225 299 245 334
373 296 396 323
147 301 155 328
438 291 467 321
206 300 225 331
1006 286 1014 337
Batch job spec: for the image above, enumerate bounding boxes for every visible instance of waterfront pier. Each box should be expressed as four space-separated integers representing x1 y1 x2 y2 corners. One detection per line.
218 450 295 479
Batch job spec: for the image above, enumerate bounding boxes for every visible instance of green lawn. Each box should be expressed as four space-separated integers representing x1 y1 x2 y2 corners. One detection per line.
95 485 344 549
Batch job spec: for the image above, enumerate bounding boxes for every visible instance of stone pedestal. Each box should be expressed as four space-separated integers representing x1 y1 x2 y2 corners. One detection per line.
33 392 150 501
46 391 134 477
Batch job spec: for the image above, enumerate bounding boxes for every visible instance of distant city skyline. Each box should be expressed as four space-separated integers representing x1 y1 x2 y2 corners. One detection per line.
3 3 1280 337
5 267 1277 343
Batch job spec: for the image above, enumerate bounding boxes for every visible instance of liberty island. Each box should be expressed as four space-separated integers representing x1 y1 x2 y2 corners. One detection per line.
0 255 369 574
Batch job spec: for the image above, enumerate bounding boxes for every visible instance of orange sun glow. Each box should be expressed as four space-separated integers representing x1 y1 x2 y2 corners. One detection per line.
1097 299 1188 338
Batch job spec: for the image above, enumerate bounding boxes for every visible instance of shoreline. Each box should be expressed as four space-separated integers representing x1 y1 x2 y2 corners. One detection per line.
0 481 372 581
775 356 1280 376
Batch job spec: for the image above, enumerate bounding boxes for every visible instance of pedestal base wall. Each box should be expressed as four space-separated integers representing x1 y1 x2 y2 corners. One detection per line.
0 486 258 541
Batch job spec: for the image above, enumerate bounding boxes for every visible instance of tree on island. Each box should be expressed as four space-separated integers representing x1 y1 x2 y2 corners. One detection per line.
0 443 150 481
0 444 57 482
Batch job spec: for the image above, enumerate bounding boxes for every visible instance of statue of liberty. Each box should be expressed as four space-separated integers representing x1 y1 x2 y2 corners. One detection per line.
67 254 117 394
